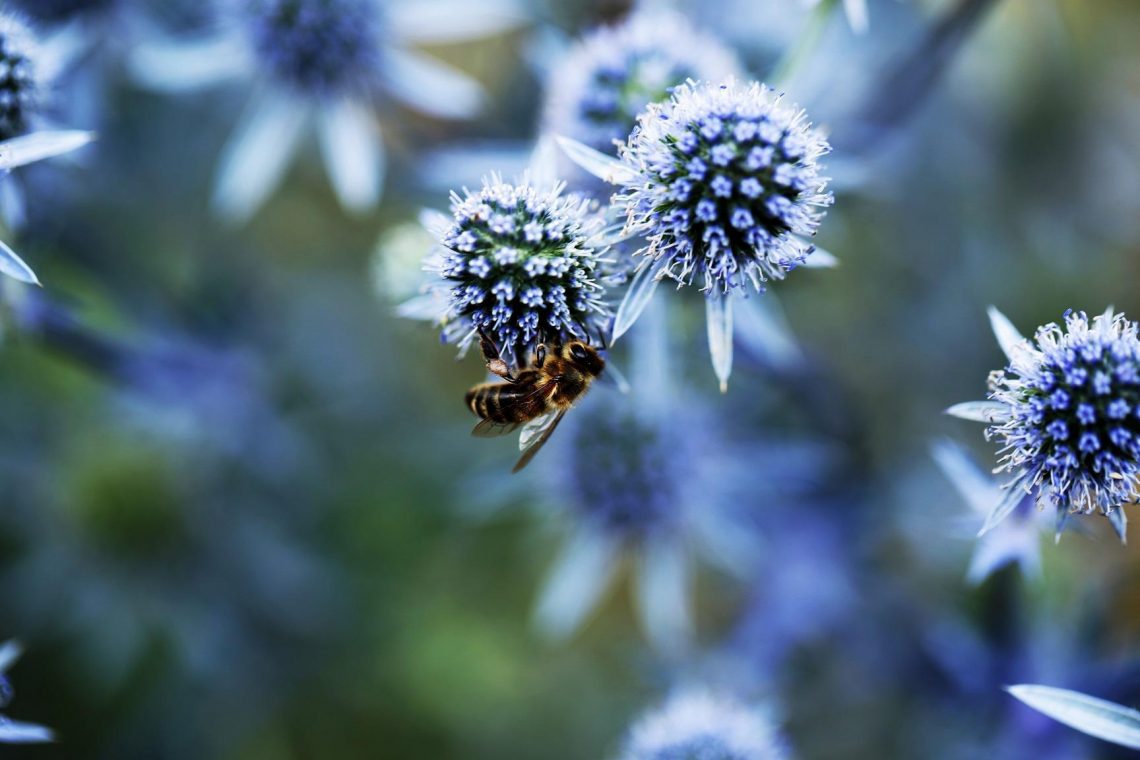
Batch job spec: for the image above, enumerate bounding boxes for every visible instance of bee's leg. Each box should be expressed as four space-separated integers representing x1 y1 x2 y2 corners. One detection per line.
478 327 515 382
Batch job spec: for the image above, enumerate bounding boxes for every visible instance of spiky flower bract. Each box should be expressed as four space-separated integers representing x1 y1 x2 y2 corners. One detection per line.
0 13 44 142
431 176 612 367
619 78 832 296
239 0 382 96
543 12 741 155
990 309 1140 515
0 642 52 743
620 690 786 760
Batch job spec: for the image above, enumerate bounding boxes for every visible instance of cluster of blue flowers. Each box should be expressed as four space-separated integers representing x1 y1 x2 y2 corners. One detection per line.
430 177 612 364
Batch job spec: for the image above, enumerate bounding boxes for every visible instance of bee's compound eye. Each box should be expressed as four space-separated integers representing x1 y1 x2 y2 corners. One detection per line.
536 345 546 366
570 344 588 361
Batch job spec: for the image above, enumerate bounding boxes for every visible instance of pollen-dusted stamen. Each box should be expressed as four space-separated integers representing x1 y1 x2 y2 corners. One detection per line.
431 175 612 367
241 0 382 95
0 14 43 142
988 309 1140 515
618 78 832 295
543 12 741 155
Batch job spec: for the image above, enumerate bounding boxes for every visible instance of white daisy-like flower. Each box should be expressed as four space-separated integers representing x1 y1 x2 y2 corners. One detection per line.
128 0 524 224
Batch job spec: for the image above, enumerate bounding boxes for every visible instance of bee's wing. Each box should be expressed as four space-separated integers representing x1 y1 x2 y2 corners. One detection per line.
512 409 567 473
471 418 524 438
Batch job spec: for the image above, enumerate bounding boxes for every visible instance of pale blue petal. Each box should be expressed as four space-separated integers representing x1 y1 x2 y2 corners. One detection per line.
396 294 445 321
979 478 1031 536
945 401 1010 423
0 238 40 285
38 22 87 84
843 0 869 33
382 46 484 119
1107 507 1127 544
967 525 1039 585
418 208 452 238
800 245 839 268
706 289 733 393
988 306 1026 362
612 262 661 342
1007 685 1140 750
213 91 309 224
128 34 251 92
533 525 620 641
0 641 21 673
0 131 95 170
528 134 561 190
634 538 692 656
387 0 526 43
931 440 1003 517
554 136 639 186
1 176 25 231
735 294 803 368
318 100 384 214
0 717 54 743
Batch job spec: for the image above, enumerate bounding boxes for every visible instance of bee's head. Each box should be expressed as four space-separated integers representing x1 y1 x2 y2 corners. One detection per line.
560 340 605 377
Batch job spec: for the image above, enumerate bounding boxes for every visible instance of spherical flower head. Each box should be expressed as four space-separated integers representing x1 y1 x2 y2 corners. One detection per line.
0 13 44 142
618 79 832 295
240 0 382 95
543 12 741 155
434 176 612 366
988 309 1140 515
620 690 786 760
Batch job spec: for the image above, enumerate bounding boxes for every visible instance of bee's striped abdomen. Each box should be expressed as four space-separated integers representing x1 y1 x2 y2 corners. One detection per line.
466 374 547 424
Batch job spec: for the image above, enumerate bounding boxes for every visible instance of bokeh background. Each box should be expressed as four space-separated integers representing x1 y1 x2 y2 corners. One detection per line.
1 0 1140 757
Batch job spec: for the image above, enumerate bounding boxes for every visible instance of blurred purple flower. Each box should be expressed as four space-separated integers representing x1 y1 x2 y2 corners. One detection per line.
619 688 786 760
128 0 524 223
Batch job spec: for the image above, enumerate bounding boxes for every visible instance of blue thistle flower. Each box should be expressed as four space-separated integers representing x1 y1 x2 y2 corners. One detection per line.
948 307 1138 542
240 0 382 96
558 78 834 390
420 175 613 367
620 690 786 760
542 12 741 156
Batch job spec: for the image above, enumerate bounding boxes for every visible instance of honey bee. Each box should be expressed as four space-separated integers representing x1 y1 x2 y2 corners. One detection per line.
465 329 605 472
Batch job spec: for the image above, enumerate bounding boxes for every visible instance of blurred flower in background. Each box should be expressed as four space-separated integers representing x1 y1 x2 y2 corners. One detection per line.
0 641 52 743
529 304 769 654
618 688 786 760
542 11 742 156
128 0 523 223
